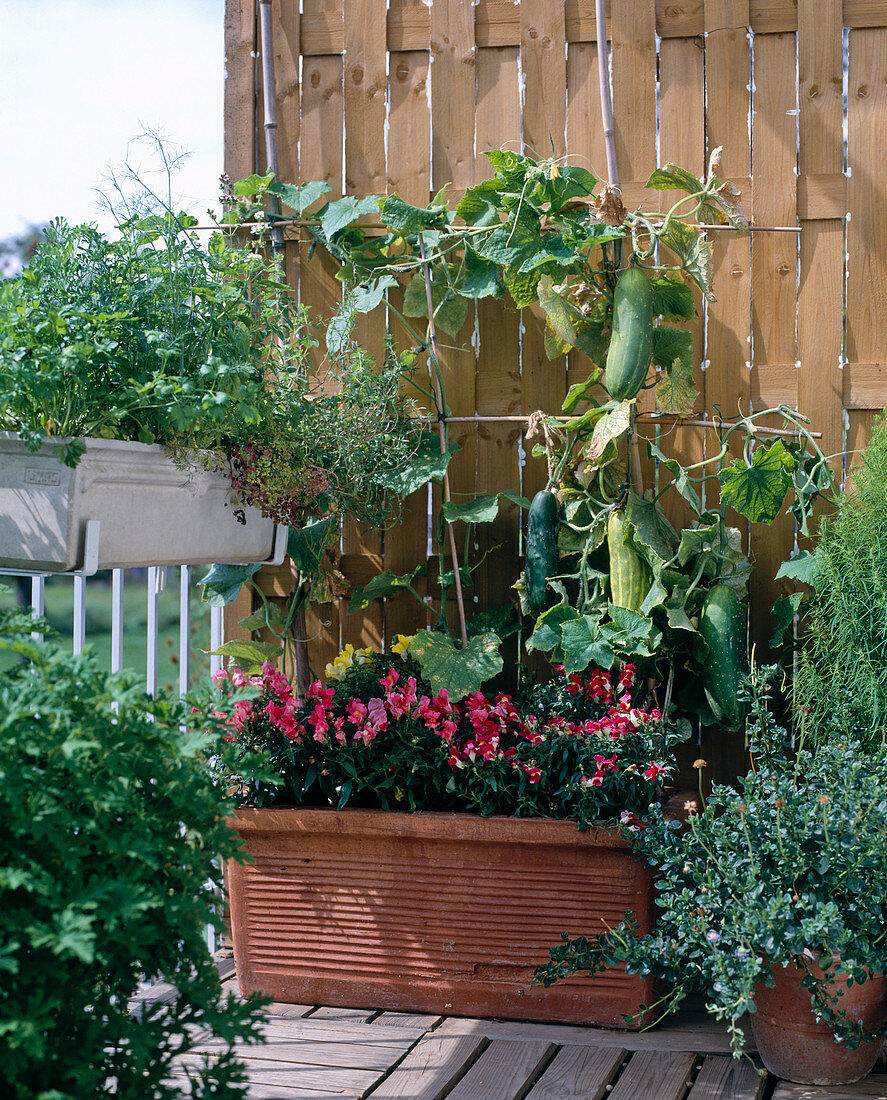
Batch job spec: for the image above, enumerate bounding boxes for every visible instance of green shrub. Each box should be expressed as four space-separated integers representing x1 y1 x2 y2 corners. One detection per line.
794 415 887 748
0 621 266 1098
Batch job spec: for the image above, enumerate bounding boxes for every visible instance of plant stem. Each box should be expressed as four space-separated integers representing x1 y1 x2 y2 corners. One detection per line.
418 235 469 648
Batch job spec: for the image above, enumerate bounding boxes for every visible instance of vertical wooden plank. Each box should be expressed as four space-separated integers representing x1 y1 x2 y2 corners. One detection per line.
224 0 256 183
222 1 258 661
565 39 607 445
846 25 887 480
798 0 845 487
385 38 433 643
424 3 477 636
610 0 656 187
388 42 431 204
847 411 876 480
344 0 387 197
222 586 256 659
749 32 798 656
299 28 347 664
658 36 707 534
611 0 658 492
430 0 476 193
702 0 751 778
703 0 752 487
475 45 523 676
566 42 606 182
519 2 568 507
271 0 300 186
521 0 567 162
338 0 388 650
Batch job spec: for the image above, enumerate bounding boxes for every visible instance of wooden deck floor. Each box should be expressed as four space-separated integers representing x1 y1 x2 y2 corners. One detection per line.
156 957 887 1099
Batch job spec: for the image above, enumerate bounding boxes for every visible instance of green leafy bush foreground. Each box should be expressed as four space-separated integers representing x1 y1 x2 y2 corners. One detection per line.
0 614 266 1098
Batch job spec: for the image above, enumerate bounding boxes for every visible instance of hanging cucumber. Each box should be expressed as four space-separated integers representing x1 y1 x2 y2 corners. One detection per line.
607 510 652 611
698 584 749 731
604 266 654 401
525 489 559 612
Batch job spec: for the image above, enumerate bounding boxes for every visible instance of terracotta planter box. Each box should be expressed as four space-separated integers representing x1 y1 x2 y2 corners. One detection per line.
227 807 658 1027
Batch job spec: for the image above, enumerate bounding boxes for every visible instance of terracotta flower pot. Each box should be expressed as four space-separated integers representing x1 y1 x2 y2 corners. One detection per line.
751 955 887 1085
227 807 659 1026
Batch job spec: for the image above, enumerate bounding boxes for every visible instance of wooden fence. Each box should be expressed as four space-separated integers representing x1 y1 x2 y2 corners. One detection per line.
223 0 887 679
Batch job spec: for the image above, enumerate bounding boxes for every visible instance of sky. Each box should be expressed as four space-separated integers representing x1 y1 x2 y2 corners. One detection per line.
0 0 224 240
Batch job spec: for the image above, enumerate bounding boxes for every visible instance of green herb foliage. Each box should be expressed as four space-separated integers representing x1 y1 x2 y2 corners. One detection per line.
0 216 421 529
0 611 267 1098
794 415 887 749
535 665 887 1056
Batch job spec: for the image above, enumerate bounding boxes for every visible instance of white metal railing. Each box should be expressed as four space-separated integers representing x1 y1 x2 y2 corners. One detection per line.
4 566 223 697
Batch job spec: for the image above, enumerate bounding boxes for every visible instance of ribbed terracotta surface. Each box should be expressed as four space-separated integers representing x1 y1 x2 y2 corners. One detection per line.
227 808 658 1026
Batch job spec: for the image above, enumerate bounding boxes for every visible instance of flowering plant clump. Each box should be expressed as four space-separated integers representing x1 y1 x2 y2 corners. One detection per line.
213 648 681 826
535 664 887 1056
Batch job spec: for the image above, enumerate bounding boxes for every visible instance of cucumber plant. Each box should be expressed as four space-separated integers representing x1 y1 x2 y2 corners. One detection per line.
226 152 834 718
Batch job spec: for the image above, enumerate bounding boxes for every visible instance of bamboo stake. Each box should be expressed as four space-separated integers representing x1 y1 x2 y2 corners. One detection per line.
257 0 285 257
595 0 619 192
408 413 821 439
418 235 469 649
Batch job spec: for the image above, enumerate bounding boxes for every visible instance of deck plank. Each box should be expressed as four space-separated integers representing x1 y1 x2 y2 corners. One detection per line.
216 956 237 982
170 1074 363 1099
434 1012 751 1054
687 1055 766 1100
240 1019 428 1043
524 1044 627 1099
310 1006 379 1022
772 1078 887 1100
608 1050 698 1100
194 1030 418 1071
266 1002 317 1019
444 1039 556 1100
366 1035 487 1098
373 1011 442 1029
177 1053 384 1094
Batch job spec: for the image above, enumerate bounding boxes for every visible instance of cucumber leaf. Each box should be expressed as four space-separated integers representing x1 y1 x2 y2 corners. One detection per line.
562 371 603 414
348 567 425 613
651 276 696 321
380 194 447 235
466 604 520 640
288 517 338 574
645 164 703 195
403 266 469 336
659 220 714 301
372 432 460 496
198 562 262 607
268 180 331 214
238 604 286 632
320 195 381 240
408 631 503 700
207 639 283 673
441 490 531 524
718 440 795 524
525 597 581 659
775 550 818 586
651 325 693 371
656 357 699 416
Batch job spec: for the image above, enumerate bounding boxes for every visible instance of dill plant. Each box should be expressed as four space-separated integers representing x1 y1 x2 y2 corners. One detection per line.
794 415 887 748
